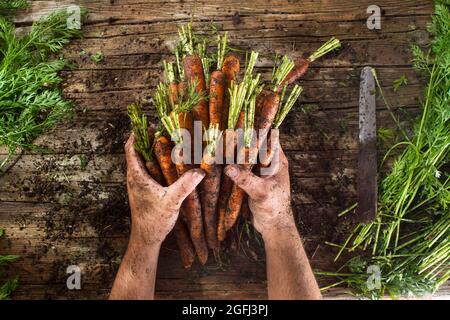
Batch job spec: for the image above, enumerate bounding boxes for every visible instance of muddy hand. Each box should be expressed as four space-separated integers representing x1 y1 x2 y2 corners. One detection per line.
125 133 205 245
224 146 295 238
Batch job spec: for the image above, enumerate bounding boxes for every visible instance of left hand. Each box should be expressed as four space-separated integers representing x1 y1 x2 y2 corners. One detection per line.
125 133 205 246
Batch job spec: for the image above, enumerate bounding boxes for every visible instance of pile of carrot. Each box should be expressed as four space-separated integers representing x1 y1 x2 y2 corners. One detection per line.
127 24 340 267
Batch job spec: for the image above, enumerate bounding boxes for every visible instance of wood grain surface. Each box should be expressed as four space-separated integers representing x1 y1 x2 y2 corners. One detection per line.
1 0 448 299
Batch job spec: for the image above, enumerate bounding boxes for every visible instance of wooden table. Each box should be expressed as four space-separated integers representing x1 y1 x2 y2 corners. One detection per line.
1 0 447 299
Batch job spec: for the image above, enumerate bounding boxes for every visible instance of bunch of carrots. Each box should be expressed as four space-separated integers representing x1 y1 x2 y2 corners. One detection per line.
127 24 340 267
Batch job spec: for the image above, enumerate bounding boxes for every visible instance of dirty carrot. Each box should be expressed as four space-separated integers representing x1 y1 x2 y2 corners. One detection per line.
178 24 209 128
278 37 340 91
162 115 209 264
209 71 226 130
221 53 240 131
260 84 303 167
153 133 196 268
218 52 261 239
222 54 241 86
225 53 296 231
225 95 258 231
208 34 228 129
183 55 209 126
200 125 222 249
217 80 249 241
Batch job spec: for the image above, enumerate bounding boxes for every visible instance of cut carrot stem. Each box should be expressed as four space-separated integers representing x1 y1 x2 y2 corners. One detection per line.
221 54 240 130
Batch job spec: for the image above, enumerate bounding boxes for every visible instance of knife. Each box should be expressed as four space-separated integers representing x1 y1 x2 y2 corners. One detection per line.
356 66 377 222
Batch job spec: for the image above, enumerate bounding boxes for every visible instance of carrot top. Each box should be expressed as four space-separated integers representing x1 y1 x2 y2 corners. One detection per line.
163 60 176 84
216 32 228 70
227 51 262 130
161 112 183 144
228 81 248 130
153 82 171 120
273 84 303 128
204 123 222 157
127 103 154 162
308 37 341 62
271 55 295 92
196 39 211 86
244 95 257 147
177 23 195 56
153 80 203 119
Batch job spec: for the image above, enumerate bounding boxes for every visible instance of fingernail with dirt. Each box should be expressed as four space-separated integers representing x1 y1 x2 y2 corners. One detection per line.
225 166 239 179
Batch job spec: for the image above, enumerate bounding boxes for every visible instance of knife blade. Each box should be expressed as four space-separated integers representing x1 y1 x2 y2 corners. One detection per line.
356 66 377 222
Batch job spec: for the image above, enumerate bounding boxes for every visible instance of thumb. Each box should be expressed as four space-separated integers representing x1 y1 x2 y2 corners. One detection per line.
167 169 205 206
224 165 267 200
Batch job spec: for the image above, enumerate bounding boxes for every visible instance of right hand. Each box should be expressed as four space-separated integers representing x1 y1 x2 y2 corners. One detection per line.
224 146 296 238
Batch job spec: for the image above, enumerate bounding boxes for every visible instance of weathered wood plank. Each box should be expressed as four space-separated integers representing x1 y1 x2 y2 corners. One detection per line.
1 0 442 300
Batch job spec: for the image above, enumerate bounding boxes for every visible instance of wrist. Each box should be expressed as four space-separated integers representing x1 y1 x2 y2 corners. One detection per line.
130 224 164 248
260 210 298 245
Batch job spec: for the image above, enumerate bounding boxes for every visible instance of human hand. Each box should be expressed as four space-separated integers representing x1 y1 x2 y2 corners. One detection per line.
224 146 296 239
125 133 205 246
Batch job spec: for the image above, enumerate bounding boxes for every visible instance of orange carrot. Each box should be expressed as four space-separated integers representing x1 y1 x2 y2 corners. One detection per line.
183 55 209 128
224 91 280 231
164 113 209 264
209 71 226 130
200 151 221 249
222 54 240 85
255 90 281 136
224 148 253 231
145 159 165 185
167 81 179 107
143 127 166 185
173 220 196 269
277 58 309 92
277 37 341 92
217 110 246 240
175 161 209 264
178 81 187 97
217 129 235 241
154 134 196 268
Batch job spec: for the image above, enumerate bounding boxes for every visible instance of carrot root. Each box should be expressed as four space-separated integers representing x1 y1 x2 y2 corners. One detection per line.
277 58 309 92
176 162 209 264
200 157 221 249
173 220 196 268
154 135 197 267
209 70 226 130
217 174 234 241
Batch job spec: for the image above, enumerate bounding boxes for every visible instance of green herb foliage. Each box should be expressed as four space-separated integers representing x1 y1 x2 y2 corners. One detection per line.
0 0 28 11
90 51 104 63
0 8 83 171
0 228 19 300
393 75 408 92
321 1 450 299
